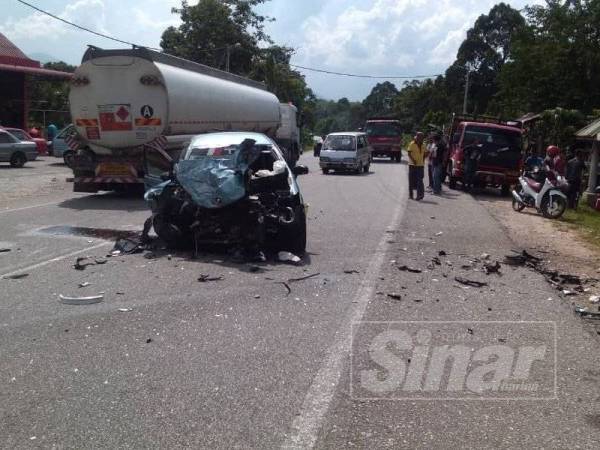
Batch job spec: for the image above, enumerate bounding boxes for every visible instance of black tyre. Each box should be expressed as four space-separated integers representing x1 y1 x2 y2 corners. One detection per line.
512 197 526 212
541 194 567 219
448 177 457 189
63 151 75 168
10 152 27 168
322 168 329 175
277 204 307 255
501 184 511 197
364 163 370 173
355 162 363 174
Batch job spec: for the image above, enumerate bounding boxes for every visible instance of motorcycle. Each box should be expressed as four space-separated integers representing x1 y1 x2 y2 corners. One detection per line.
512 167 568 219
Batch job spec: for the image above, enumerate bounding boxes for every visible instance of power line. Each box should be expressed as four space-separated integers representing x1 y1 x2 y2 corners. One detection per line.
289 63 441 80
15 0 160 50
16 0 443 81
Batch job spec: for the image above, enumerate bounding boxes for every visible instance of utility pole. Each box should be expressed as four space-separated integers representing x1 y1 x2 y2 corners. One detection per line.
462 69 470 115
225 43 241 73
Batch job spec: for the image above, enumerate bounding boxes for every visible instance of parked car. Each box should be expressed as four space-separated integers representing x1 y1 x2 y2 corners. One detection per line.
0 129 38 167
50 124 77 166
0 127 47 155
143 131 309 255
447 115 523 196
319 132 372 174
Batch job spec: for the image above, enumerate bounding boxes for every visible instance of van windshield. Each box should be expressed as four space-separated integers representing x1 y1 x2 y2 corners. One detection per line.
365 123 401 137
323 136 356 151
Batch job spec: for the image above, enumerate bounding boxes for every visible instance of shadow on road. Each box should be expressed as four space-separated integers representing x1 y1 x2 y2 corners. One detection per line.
58 193 148 212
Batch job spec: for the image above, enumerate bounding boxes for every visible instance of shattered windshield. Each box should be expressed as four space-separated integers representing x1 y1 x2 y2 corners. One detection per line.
323 136 356 151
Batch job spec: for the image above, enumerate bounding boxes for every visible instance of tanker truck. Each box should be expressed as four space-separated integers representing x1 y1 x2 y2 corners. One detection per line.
66 46 301 193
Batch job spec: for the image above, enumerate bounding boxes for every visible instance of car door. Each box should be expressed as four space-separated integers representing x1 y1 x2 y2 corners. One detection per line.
358 136 367 164
0 131 15 161
53 125 76 157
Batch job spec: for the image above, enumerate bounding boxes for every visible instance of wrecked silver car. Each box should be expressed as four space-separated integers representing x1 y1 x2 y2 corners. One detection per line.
143 132 308 256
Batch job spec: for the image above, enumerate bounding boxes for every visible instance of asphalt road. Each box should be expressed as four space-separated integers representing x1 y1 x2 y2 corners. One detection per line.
1 155 600 449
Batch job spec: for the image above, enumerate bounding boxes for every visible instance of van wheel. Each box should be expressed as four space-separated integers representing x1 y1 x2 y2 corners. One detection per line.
355 162 363 174
322 168 329 175
10 152 27 168
364 163 370 173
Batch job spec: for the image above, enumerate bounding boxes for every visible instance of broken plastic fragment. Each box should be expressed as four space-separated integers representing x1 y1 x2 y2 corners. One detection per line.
198 274 223 282
398 265 422 274
590 295 600 304
387 293 402 301
455 277 488 288
59 294 104 305
78 282 91 288
118 308 133 312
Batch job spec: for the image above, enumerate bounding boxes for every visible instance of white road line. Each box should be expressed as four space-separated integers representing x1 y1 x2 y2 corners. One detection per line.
0 201 61 215
282 173 408 449
0 242 112 279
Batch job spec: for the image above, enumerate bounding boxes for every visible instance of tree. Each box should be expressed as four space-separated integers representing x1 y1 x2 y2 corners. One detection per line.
161 0 272 75
448 2 526 114
362 82 399 118
27 61 76 128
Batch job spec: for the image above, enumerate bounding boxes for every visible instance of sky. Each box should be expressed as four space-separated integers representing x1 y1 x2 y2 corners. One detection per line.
2 0 541 100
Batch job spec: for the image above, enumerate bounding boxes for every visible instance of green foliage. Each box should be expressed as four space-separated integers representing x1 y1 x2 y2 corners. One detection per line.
27 61 75 128
362 81 399 118
161 0 273 75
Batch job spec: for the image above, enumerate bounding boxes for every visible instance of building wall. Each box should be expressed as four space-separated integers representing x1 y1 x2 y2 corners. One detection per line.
0 70 26 128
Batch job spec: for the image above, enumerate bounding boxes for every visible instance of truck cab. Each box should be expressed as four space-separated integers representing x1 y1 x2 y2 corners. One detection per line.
364 119 402 162
275 103 301 167
447 116 523 195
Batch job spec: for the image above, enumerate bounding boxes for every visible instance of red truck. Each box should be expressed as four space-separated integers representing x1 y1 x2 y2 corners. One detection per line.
364 118 403 162
447 115 523 196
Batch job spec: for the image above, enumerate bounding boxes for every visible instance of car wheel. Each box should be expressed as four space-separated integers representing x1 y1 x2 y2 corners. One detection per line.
63 151 75 168
10 152 27 168
322 168 329 175
364 163 370 173
355 162 363 174
277 204 307 255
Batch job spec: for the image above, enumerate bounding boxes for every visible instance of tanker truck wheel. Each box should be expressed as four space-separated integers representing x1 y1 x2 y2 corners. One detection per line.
63 151 75 168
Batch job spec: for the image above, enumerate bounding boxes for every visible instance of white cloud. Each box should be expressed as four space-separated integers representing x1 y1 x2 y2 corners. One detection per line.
1 0 108 41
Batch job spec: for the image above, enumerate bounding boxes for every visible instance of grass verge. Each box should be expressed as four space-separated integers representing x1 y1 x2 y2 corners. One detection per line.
561 203 600 248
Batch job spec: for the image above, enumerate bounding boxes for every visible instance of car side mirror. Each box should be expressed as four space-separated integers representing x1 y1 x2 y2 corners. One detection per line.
292 165 309 176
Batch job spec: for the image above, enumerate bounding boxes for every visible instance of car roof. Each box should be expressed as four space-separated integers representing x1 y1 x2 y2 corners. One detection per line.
327 132 365 137
189 131 275 146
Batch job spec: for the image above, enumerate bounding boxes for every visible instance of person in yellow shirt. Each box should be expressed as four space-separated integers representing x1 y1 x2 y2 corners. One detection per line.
407 132 429 200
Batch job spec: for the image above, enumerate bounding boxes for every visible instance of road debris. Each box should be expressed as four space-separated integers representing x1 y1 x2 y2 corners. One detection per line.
481 253 491 260
431 257 442 266
455 277 488 288
74 257 94 271
146 338 153 343
387 293 402 301
0 248 11 253
276 281 292 296
198 274 223 282
590 295 600 304
118 308 133 312
344 269 360 274
288 273 320 283
113 238 144 255
563 290 577 296
438 250 447 256
3 273 29 280
78 282 91 288
575 305 600 319
59 294 104 305
94 258 108 265
278 251 302 265
398 265 423 274
483 261 502 275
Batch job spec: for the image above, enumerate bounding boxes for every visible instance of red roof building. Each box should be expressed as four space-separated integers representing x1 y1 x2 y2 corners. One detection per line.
0 32 72 129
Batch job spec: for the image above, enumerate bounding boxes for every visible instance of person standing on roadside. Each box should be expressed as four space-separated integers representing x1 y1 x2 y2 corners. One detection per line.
566 150 586 209
407 132 428 201
427 134 435 191
431 133 447 195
